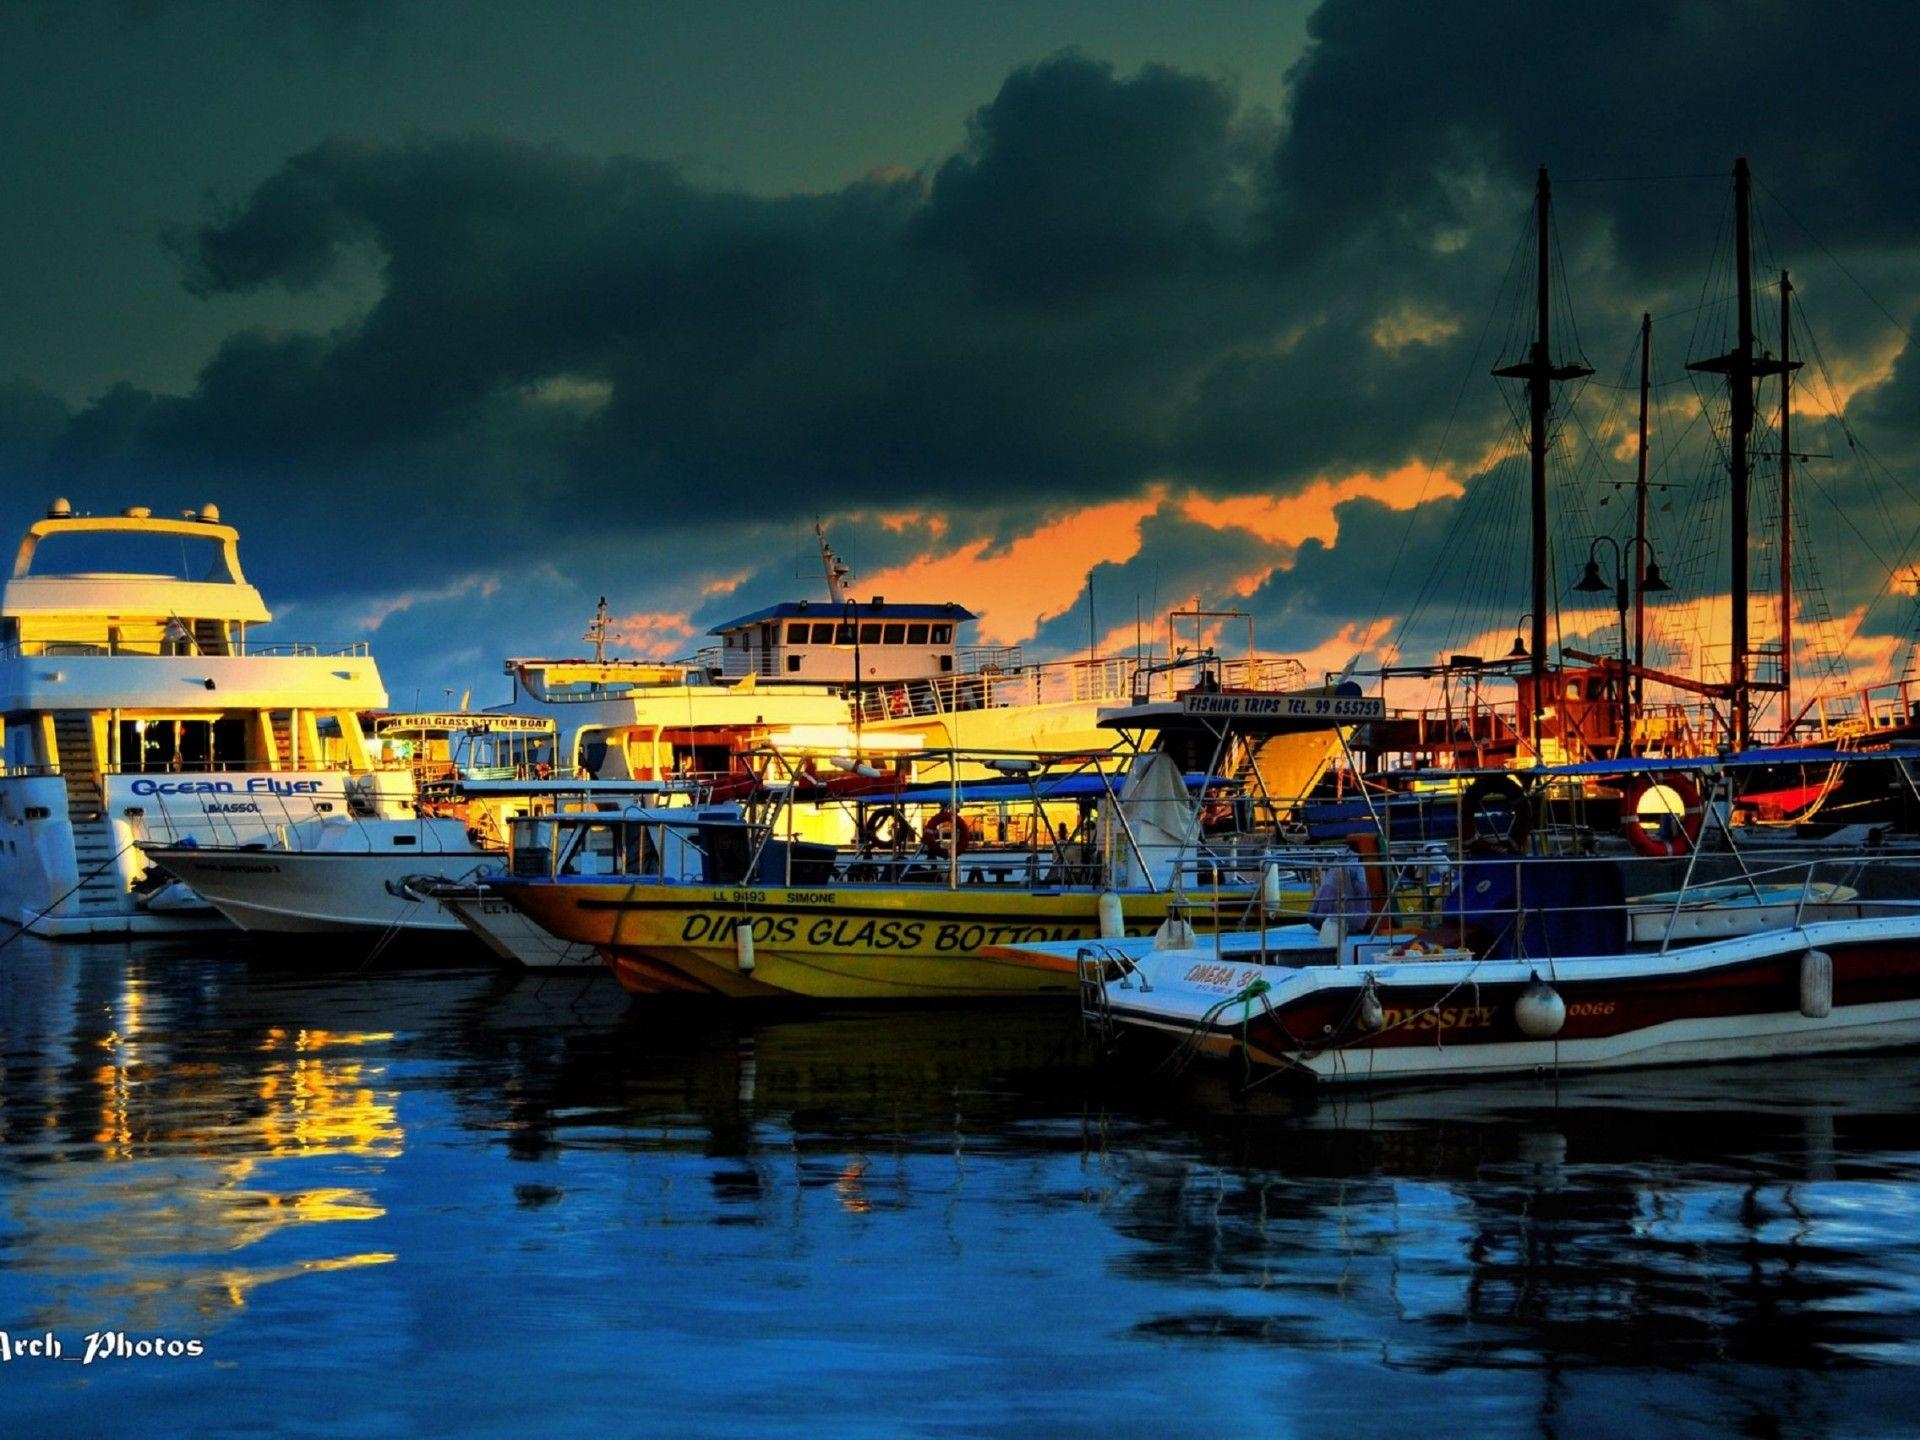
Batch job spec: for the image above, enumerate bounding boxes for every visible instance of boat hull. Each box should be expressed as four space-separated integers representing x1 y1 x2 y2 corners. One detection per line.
144 846 490 935
1094 917 1920 1084
492 878 1246 999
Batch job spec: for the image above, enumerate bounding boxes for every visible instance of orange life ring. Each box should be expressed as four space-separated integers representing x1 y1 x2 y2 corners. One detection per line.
1620 772 1704 857
922 809 972 858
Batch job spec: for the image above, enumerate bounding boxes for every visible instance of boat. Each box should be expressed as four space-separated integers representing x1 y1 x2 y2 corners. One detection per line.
0 499 405 936
1066 843 1920 1085
139 712 703 942
488 686 1380 998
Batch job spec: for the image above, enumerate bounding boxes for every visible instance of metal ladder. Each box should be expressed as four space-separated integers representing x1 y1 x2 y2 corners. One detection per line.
52 712 126 917
1077 942 1148 1046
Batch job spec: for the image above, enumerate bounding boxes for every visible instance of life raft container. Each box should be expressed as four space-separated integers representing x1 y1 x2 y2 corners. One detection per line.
1619 772 1704 857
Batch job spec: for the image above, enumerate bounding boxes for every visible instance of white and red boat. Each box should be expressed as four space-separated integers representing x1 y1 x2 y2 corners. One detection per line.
995 750 1920 1085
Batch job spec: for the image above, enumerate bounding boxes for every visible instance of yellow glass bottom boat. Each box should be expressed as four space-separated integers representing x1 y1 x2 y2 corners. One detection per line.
492 877 1274 998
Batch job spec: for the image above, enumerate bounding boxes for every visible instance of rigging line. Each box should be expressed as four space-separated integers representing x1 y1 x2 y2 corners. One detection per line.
1797 311 1920 510
1582 375 1697 391
1549 214 1589 364
1367 213 1534 638
1804 475 1906 578
1755 177 1920 352
1557 172 1726 185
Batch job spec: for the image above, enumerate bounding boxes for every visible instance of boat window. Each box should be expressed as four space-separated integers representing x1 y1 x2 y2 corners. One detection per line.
835 623 856 645
786 656 801 673
811 623 835 644
882 624 905 645
25 530 234 582
931 624 952 644
215 718 251 771
859 622 882 645
785 623 808 644
907 624 929 645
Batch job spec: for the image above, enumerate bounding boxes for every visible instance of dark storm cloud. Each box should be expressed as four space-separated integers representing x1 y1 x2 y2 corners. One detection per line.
11 2 1919 686
1269 0 1920 272
914 53 1250 304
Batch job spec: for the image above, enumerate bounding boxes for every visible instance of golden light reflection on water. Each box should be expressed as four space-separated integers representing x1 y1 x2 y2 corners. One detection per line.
19 993 407 1333
835 1157 871 1214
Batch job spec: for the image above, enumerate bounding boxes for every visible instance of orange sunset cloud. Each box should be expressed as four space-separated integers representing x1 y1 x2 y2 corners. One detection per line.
851 493 1165 645
607 610 699 659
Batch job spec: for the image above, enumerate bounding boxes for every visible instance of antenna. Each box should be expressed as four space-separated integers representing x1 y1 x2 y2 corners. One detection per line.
583 596 625 664
816 520 853 601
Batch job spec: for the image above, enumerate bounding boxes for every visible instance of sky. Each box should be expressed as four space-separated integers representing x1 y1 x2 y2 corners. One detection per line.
2 0 1917 718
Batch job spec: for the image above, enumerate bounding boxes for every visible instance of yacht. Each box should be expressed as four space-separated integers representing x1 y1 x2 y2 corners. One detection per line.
0 500 403 936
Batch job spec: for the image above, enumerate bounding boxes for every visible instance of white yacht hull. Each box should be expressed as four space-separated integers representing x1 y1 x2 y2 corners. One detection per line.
142 845 497 936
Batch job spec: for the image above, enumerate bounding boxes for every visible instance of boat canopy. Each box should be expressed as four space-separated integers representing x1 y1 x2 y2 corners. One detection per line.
841 771 1227 807
1100 685 1384 735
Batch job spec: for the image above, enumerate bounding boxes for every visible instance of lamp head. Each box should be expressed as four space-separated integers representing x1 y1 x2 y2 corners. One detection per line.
1574 560 1610 593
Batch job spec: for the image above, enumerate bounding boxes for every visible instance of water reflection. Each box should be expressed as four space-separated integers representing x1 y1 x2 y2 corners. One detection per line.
1 940 1917 1437
0 942 402 1334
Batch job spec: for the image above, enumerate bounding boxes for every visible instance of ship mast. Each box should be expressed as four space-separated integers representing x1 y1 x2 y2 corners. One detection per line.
1494 166 1591 759
1634 312 1652 727
584 596 621 664
1686 158 1795 749
1778 270 1795 737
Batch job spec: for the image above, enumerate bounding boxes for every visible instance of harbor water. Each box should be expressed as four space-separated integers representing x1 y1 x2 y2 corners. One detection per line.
3 937 1919 1437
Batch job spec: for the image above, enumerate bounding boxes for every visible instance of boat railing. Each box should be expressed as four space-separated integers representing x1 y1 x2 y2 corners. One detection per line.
237 641 371 658
851 653 1310 722
127 783 358 848
1133 845 1920 961
1791 675 1920 740
0 638 371 660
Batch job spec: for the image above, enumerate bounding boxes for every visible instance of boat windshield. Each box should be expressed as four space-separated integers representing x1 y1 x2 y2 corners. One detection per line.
24 531 236 582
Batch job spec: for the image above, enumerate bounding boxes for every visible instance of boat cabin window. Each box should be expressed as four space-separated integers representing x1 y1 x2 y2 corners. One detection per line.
835 623 856 644
786 623 808 643
116 716 252 773
882 623 905 644
555 821 655 877
907 624 929 645
931 624 952 644
24 530 235 583
859 622 882 644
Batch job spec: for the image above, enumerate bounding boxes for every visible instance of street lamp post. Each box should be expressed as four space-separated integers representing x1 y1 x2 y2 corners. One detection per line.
1575 537 1670 756
1508 612 1534 662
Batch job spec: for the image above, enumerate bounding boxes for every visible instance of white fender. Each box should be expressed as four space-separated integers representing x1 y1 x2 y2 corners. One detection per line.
1514 974 1567 1039
1800 948 1832 1019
